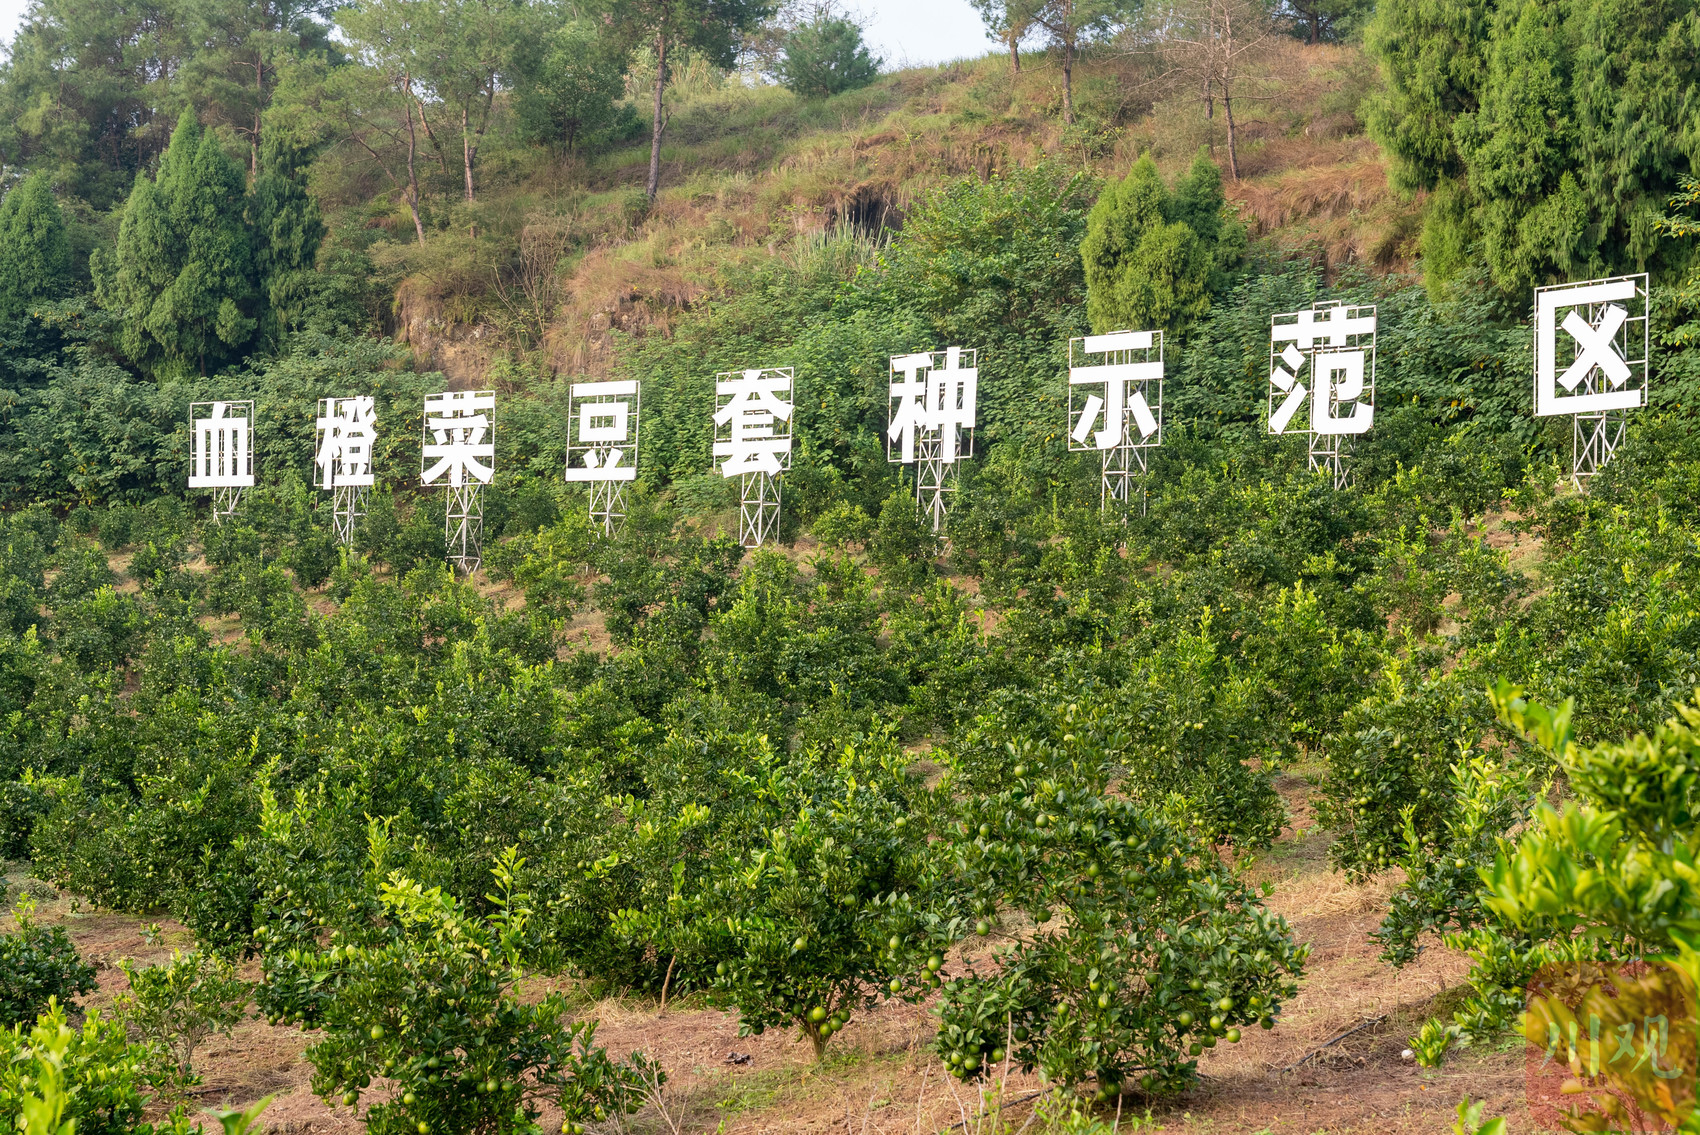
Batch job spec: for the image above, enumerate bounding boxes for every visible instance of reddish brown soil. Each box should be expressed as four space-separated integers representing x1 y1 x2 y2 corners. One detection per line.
15 768 1542 1134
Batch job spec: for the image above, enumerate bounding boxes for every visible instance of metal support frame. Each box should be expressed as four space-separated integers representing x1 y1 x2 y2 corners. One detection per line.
739 470 783 547
209 486 245 523
914 433 950 533
331 485 366 546
588 477 630 538
1068 331 1163 519
1572 410 1626 487
1102 443 1150 516
445 484 484 575
1308 432 1351 490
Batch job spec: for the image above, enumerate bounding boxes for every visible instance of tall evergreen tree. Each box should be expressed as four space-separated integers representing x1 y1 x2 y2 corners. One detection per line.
0 172 73 320
249 133 326 343
1367 0 1700 295
97 110 259 375
1080 153 1243 334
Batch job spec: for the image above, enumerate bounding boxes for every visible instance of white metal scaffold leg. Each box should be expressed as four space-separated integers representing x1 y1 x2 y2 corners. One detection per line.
738 470 781 547
1571 410 1624 488
210 486 245 523
1102 443 1150 517
588 478 630 538
331 485 366 546
915 435 949 533
1309 433 1351 490
446 484 484 575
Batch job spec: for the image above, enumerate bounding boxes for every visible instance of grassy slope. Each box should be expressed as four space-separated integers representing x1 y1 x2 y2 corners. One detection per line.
308 40 1419 389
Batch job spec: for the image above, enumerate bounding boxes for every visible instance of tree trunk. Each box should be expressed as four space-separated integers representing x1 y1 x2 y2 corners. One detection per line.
1009 33 1020 74
1309 12 1321 43
1061 41 1074 124
405 96 427 244
646 33 669 200
1223 84 1240 181
1203 78 1215 154
251 59 264 176
462 104 475 202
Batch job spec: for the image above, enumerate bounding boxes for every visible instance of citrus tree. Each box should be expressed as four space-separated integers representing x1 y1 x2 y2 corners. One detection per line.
687 738 929 1060
268 849 651 1135
922 745 1307 1102
1461 685 1700 1127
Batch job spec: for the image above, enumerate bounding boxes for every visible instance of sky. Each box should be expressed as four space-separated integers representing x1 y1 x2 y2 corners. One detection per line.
0 0 1000 69
857 0 1000 68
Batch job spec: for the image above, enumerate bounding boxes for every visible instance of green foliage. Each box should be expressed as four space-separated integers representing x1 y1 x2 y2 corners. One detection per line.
0 1001 163 1135
512 20 631 153
1080 152 1244 335
0 173 72 320
1371 754 1541 966
775 17 881 98
0 902 97 1028
279 849 651 1135
690 738 922 1059
97 110 259 375
924 748 1307 1099
115 950 253 1091
1366 0 1700 294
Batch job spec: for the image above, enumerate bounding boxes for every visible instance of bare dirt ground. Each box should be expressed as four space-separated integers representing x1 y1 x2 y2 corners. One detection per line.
13 768 1541 1135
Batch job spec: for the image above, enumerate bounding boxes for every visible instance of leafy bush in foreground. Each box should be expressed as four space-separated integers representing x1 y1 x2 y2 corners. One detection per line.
277 850 651 1135
924 745 1307 1101
0 904 96 1027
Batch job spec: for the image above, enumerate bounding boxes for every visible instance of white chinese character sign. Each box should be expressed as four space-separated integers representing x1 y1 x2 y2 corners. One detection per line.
888 348 977 532
714 367 793 547
1068 330 1162 511
565 380 639 536
1533 274 1648 485
421 389 495 574
189 400 255 521
1268 302 1377 488
314 396 377 545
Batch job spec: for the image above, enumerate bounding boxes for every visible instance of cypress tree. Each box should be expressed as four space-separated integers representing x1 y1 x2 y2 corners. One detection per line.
1080 153 1240 335
0 172 73 320
100 109 258 375
249 133 326 344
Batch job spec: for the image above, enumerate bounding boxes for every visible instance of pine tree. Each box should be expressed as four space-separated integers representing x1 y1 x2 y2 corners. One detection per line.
1080 153 1240 334
0 172 73 320
99 109 259 375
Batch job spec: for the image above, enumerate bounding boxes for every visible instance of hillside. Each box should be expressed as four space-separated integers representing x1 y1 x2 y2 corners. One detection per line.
326 42 1410 388
1 5 1699 1135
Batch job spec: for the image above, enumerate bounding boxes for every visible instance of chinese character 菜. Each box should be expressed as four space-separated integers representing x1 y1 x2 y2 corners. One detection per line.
421 390 495 487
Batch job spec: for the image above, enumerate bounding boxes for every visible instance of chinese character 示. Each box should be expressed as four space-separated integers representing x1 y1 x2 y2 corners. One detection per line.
1534 275 1648 417
565 380 639 482
188 400 256 488
1268 303 1376 436
888 348 977 464
714 368 793 477
420 390 495 487
314 396 377 489
1068 330 1162 451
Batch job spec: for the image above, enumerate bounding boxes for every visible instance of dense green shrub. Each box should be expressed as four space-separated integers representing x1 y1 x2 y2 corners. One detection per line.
924 747 1307 1100
0 906 96 1027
